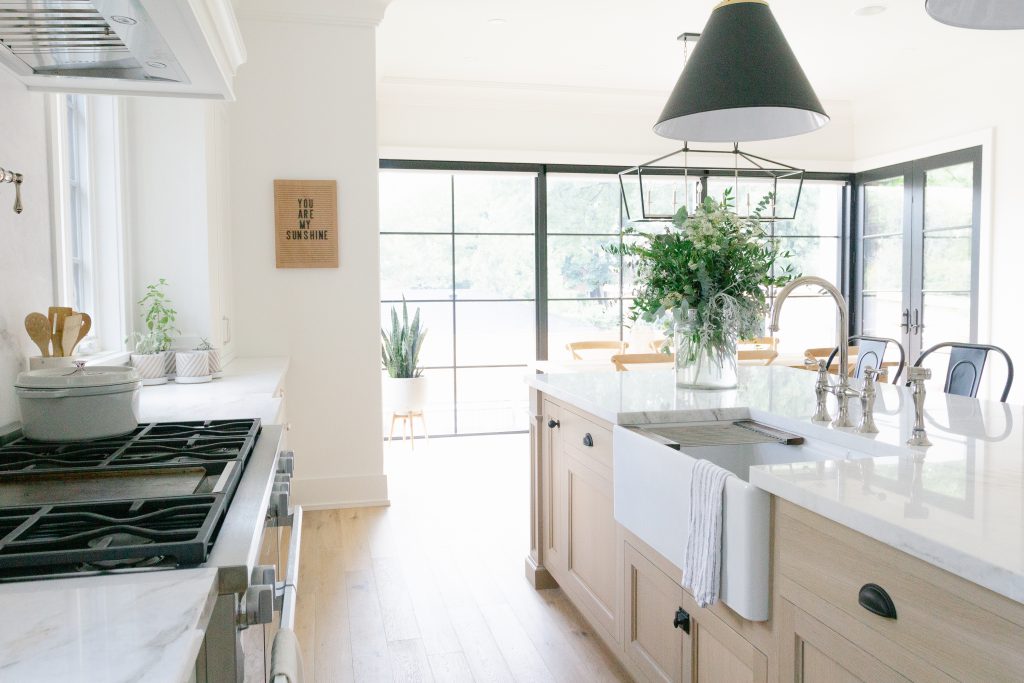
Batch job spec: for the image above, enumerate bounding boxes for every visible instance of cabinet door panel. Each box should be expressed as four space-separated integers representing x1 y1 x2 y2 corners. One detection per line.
565 453 618 638
684 596 767 683
542 400 566 581
624 543 684 683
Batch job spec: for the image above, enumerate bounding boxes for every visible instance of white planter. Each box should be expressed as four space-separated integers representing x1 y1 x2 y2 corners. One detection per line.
175 351 211 384
164 349 176 375
383 376 427 414
131 353 168 386
204 348 222 378
16 366 141 442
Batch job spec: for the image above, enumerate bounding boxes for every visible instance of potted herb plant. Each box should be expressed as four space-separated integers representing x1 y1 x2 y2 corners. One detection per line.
127 331 169 385
128 279 179 383
194 338 222 379
610 189 796 389
381 299 428 414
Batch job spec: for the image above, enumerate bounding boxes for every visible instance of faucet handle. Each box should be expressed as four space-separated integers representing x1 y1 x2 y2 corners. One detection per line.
908 366 932 383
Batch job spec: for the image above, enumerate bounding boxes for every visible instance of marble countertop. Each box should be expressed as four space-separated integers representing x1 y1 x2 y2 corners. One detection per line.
137 356 288 424
0 568 218 683
528 365 1024 604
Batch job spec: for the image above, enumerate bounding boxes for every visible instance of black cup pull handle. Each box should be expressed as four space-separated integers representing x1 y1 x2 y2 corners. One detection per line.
582 433 594 447
547 419 559 429
858 583 897 620
673 607 690 634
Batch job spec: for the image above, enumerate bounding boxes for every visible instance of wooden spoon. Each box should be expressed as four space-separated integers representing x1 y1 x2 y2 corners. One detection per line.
48 306 72 357
71 312 92 354
24 312 51 357
62 314 83 359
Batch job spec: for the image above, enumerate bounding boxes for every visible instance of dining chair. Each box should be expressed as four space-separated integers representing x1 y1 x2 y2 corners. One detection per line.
825 335 907 384
611 353 673 371
739 336 778 351
566 340 628 360
738 348 778 366
648 338 671 353
912 342 1014 402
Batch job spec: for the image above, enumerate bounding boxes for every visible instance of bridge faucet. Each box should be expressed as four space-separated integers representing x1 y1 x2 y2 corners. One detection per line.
770 276 858 428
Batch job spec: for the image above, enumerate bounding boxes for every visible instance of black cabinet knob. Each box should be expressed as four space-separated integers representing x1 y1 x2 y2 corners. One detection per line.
547 419 560 429
858 583 897 620
673 607 690 634
582 433 594 448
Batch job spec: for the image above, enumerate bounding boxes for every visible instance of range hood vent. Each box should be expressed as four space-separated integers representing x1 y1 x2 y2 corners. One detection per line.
0 0 188 83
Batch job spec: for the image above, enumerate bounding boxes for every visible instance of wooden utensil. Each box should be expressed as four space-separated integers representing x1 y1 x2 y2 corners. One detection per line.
73 312 92 353
48 306 72 357
24 312 51 357
62 314 83 359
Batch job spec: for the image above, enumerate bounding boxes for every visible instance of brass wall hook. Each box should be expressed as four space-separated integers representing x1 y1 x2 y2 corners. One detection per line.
0 167 23 214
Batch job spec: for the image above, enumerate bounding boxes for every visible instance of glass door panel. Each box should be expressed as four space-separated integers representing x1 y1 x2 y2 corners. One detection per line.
859 176 907 344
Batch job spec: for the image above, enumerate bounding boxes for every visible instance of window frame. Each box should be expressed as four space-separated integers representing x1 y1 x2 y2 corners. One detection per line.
47 94 130 363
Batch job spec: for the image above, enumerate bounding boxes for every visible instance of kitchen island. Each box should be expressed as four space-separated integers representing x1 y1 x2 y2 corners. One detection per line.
526 365 1024 681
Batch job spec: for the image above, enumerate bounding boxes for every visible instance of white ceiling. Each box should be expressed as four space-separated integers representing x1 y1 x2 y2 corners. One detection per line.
378 0 1024 101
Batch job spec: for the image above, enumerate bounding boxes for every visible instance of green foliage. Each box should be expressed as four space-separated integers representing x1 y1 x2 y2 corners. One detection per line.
195 338 214 351
126 279 178 353
381 299 428 379
607 189 798 354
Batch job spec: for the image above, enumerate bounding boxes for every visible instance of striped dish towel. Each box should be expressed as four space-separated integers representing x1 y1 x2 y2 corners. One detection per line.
682 458 735 608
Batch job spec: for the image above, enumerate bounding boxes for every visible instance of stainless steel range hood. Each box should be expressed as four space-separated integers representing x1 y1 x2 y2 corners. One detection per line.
0 0 245 99
0 1 188 83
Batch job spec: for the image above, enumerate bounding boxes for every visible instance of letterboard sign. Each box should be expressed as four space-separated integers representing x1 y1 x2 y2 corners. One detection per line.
274 179 339 268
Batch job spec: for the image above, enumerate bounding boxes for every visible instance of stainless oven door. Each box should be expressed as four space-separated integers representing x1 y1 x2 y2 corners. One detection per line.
270 505 303 683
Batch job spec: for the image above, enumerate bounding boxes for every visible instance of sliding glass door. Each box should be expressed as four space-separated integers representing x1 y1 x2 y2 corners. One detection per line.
856 147 981 361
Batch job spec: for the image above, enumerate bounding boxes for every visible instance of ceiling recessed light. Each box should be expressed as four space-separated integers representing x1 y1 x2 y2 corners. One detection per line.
487 18 507 26
853 5 887 16
146 60 166 69
111 15 137 25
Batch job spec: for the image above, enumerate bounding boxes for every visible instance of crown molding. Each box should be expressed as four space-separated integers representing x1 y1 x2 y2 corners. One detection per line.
237 0 392 28
378 76 668 99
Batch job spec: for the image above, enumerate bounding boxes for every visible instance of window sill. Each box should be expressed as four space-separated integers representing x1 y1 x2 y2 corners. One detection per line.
79 350 131 367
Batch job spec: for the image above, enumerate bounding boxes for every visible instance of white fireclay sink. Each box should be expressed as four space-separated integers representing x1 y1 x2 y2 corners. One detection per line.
612 422 835 621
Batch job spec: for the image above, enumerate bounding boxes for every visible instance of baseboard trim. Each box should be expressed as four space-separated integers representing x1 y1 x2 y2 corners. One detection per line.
292 473 389 508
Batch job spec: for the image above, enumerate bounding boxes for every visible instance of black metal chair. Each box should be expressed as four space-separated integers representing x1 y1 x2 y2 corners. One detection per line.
825 335 907 384
912 342 1014 402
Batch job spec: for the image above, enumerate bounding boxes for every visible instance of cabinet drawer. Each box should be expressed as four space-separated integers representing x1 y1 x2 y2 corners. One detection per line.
560 406 612 473
776 501 1024 682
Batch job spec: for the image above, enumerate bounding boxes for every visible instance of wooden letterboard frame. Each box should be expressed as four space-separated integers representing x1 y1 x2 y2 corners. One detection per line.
274 179 339 268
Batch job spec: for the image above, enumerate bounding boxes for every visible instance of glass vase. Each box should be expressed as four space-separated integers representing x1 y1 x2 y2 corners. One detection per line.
673 312 739 390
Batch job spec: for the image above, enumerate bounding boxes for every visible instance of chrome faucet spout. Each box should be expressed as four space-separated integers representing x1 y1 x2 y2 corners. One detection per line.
770 276 856 428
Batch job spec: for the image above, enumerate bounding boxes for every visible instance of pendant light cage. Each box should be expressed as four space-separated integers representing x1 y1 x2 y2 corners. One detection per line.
618 144 805 223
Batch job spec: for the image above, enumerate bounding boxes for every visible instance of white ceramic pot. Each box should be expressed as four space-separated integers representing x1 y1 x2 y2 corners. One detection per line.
29 356 75 371
383 376 428 414
175 351 211 384
131 353 167 385
164 349 176 375
15 365 142 442
205 348 222 378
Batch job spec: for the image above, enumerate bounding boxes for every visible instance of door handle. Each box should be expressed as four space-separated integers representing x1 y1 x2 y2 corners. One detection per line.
547 419 560 429
900 308 910 333
673 607 691 634
582 433 594 448
910 308 923 334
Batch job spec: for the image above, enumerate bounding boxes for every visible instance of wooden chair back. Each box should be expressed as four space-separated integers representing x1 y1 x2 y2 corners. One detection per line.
739 336 778 351
738 349 779 365
611 353 673 372
648 338 671 353
566 340 628 360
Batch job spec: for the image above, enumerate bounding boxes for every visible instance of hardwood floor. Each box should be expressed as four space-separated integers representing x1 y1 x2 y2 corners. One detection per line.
294 434 633 682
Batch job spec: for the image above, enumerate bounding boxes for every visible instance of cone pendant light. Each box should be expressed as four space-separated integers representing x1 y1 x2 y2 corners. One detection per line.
654 0 828 142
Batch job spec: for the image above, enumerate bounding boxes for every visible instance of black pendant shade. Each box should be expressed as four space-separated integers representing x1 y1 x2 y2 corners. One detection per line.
654 0 828 142
925 0 1024 30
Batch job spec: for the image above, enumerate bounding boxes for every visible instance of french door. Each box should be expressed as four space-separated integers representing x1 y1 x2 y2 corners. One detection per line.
856 147 981 362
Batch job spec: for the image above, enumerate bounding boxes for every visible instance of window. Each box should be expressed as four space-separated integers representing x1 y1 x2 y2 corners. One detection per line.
380 163 852 436
50 94 127 356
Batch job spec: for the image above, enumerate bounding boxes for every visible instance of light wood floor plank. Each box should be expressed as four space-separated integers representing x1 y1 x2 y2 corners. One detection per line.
389 638 435 683
374 556 423 643
480 603 557 683
446 605 516 683
427 652 475 683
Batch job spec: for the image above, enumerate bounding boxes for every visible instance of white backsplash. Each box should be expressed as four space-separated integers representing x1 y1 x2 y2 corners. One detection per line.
0 69 54 428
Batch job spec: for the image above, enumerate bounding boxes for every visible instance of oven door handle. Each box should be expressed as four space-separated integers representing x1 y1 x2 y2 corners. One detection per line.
276 505 302 628
271 505 303 683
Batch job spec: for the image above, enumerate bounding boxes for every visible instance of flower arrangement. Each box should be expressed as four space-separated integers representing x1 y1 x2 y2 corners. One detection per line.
610 189 796 385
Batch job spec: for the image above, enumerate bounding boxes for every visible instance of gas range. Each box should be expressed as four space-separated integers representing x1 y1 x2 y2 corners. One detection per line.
0 419 261 581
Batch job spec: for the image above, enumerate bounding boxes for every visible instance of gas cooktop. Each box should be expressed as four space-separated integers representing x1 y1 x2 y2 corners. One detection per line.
0 419 261 580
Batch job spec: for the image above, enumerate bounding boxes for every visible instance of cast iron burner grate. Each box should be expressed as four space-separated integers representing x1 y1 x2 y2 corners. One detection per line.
0 419 260 473
0 419 261 578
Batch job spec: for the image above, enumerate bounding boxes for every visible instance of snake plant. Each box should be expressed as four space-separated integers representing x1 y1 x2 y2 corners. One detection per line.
381 299 427 379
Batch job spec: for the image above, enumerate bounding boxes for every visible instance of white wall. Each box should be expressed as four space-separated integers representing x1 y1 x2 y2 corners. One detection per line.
378 78 856 170
228 0 390 507
0 70 54 428
852 68 1021 402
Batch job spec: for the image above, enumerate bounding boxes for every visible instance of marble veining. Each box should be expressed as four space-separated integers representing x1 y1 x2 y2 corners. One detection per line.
527 365 1024 604
137 356 288 424
0 568 218 683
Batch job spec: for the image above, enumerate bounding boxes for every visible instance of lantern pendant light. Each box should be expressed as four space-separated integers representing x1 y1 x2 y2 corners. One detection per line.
654 0 829 142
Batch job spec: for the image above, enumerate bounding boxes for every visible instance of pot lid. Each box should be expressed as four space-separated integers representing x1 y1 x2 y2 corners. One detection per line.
16 365 141 389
